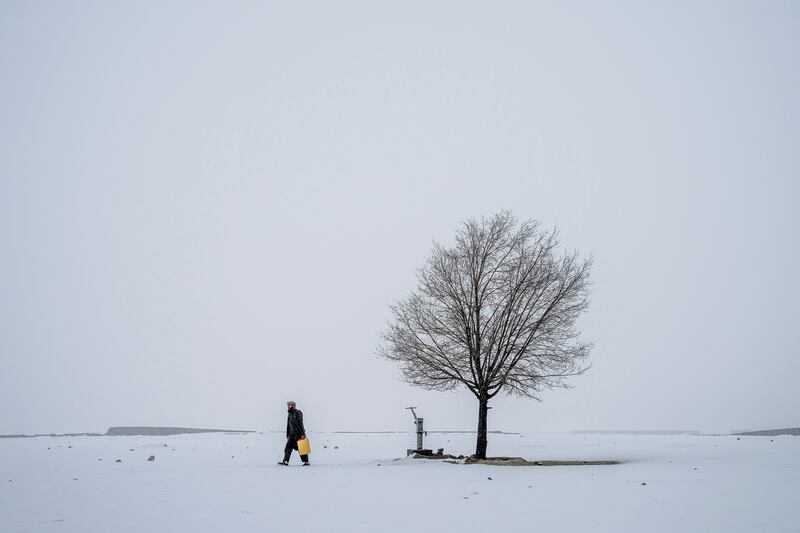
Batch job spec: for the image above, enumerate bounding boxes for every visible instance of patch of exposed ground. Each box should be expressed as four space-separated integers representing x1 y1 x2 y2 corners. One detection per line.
467 457 619 466
412 454 619 466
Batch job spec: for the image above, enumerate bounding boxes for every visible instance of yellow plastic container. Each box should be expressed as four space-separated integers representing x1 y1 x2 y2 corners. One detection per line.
297 437 311 455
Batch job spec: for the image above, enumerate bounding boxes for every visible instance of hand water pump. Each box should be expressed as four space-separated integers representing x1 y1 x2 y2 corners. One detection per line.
405 406 424 450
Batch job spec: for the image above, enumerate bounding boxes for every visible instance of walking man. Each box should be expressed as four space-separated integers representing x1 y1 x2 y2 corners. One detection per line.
279 401 309 466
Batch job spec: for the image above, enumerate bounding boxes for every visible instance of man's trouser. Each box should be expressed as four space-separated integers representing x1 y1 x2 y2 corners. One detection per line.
283 437 308 463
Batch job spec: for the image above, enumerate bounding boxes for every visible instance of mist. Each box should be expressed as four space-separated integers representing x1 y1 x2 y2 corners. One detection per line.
1 1 798 437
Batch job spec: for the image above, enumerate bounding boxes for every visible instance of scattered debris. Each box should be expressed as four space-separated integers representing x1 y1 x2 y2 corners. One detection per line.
413 450 459 460
409 448 434 457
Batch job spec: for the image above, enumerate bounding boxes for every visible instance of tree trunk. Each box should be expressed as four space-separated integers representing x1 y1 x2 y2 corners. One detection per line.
475 394 489 459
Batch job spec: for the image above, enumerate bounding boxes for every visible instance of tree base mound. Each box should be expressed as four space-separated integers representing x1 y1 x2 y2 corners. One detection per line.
465 456 619 466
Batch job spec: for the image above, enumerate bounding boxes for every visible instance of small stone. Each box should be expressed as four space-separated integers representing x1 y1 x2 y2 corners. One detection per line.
334 446 339 449
527 485 532 488
376 464 382 467
68 445 73 449
231 456 235 459
116 459 122 463
72 478 78 481
129 449 134 452
736 438 740 441
487 477 492 480
147 455 155 462
641 482 647 486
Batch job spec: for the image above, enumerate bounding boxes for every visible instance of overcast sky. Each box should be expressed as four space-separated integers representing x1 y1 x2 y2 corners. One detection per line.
1 1 798 436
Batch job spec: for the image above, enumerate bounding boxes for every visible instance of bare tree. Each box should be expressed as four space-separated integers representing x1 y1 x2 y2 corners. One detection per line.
378 212 592 459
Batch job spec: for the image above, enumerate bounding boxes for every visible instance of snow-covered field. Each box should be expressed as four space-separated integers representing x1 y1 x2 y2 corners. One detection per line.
1 431 797 532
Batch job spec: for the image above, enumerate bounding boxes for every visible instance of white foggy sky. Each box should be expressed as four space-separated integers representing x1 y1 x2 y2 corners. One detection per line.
1 1 798 436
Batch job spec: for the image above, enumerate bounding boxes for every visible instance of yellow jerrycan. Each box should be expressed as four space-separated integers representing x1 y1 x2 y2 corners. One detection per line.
297 437 311 455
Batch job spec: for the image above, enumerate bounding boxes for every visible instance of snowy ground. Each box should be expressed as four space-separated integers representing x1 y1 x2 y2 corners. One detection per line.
1 431 797 532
